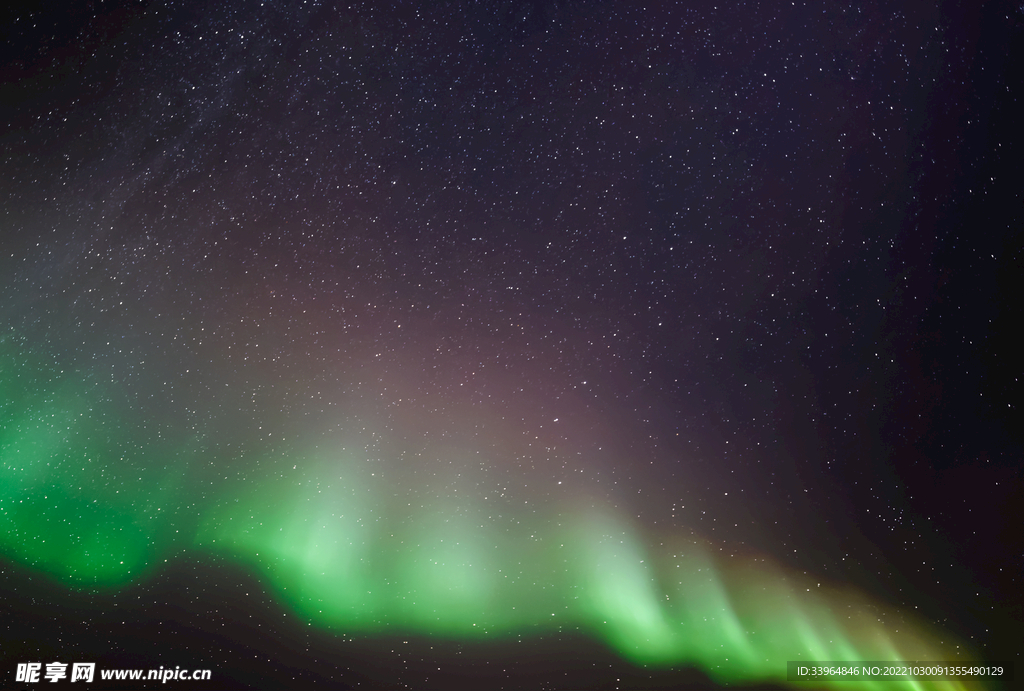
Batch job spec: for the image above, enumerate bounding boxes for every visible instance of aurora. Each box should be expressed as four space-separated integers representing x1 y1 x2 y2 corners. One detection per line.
0 358 990 689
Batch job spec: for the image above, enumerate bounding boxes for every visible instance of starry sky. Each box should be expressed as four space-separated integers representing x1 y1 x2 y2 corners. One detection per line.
1 0 1021 689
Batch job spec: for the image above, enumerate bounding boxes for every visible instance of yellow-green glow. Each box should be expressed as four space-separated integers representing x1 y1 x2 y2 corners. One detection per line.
0 343 992 689
192 449 988 691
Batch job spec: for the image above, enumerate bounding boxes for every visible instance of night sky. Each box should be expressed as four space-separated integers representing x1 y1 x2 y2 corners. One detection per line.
1 1 1021 689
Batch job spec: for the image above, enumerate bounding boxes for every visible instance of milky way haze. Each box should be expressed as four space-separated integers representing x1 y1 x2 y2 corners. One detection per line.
2 1 1020 689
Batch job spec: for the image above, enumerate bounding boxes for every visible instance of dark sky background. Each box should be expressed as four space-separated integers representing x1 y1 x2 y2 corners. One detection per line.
1 1 1020 689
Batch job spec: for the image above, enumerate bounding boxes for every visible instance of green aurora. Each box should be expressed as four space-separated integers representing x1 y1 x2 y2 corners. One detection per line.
0 348 990 690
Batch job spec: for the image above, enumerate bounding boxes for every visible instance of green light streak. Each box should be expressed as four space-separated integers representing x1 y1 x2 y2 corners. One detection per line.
0 339 186 584
192 448 986 691
0 343 989 689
